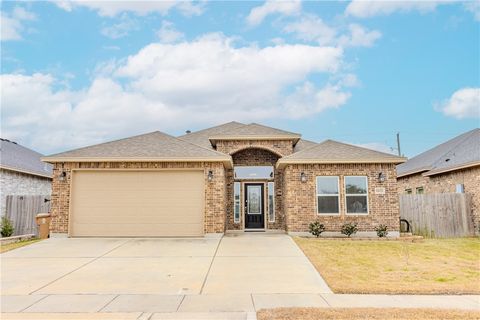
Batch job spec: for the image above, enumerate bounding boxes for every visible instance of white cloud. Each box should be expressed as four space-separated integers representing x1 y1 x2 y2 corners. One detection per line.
283 14 337 45
156 21 184 43
284 15 381 48
247 0 301 26
337 24 382 47
1 34 351 153
0 6 36 41
438 87 480 119
101 14 137 39
345 0 449 18
464 1 480 21
52 1 205 17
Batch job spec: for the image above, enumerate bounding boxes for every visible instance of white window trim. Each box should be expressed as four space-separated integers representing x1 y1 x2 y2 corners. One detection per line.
268 182 275 223
316 176 340 215
234 182 241 223
344 176 369 215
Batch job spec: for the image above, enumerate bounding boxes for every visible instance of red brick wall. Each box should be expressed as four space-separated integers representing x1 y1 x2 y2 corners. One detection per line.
284 163 400 233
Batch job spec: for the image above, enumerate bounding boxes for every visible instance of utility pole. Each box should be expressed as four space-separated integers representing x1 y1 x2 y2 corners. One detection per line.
396 132 401 156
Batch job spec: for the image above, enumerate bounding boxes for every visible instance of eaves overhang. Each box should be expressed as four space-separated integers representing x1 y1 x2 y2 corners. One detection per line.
209 135 301 147
276 157 407 169
41 157 234 169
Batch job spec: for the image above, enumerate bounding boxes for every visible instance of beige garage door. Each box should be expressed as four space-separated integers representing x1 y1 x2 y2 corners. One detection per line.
70 170 204 237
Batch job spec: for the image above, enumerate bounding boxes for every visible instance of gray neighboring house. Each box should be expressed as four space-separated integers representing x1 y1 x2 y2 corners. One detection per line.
397 128 480 233
0 138 53 217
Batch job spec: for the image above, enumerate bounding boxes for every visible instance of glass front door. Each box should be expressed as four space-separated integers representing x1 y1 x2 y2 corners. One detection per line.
245 183 264 229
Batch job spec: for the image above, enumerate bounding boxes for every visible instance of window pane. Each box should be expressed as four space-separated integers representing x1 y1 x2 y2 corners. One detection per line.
234 182 240 223
268 182 275 222
345 176 367 194
317 196 339 214
346 196 368 213
234 166 274 179
316 177 338 194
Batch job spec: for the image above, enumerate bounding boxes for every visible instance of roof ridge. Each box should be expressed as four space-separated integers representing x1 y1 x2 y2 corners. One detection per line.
282 139 402 160
324 139 401 158
172 134 231 157
429 128 479 170
46 131 165 157
178 121 245 138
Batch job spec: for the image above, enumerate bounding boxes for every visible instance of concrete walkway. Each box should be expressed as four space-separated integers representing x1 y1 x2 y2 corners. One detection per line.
1 234 479 319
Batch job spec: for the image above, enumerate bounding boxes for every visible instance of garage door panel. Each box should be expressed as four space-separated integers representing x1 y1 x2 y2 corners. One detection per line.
71 170 205 237
73 223 203 237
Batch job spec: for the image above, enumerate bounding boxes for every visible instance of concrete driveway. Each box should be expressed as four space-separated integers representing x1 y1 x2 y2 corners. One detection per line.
1 233 331 316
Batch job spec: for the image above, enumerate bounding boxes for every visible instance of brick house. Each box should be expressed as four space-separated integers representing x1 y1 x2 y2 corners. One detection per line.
42 122 405 237
0 138 53 217
397 128 480 234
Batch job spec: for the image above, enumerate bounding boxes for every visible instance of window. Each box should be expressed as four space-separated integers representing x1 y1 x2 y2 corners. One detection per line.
268 182 275 222
316 176 340 214
234 182 241 223
234 166 273 179
405 188 412 194
416 187 424 194
345 176 368 214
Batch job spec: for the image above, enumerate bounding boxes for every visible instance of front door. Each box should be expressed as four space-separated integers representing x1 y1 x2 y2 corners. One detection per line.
245 183 264 229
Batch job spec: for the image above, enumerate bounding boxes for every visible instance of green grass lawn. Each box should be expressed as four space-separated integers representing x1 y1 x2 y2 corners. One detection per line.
294 237 480 294
0 238 40 253
258 308 480 320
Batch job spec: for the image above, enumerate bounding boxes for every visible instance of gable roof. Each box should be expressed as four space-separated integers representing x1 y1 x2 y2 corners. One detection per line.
42 131 233 167
277 139 406 169
397 128 480 178
178 121 245 149
0 138 53 178
294 138 317 153
209 123 301 146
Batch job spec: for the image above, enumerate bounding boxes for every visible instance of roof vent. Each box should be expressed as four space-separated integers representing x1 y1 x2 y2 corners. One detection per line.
185 130 191 134
445 158 450 162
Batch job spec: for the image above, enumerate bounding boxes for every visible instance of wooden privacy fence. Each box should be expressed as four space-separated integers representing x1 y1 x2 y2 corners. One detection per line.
400 193 474 238
5 195 51 236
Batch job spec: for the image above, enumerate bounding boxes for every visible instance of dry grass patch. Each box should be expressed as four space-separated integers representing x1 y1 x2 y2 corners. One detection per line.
294 237 480 294
0 239 40 253
257 308 480 320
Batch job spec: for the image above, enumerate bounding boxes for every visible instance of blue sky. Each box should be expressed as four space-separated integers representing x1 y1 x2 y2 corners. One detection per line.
1 1 479 157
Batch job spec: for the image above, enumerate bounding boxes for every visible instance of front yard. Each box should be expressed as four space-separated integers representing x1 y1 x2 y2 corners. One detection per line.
258 308 480 320
294 237 480 294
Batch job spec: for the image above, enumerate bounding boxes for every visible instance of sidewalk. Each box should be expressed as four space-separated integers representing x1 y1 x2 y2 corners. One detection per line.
2 293 479 319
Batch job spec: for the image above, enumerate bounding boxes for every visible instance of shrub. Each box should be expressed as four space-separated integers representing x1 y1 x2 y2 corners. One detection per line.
309 220 325 238
375 224 389 238
341 222 358 237
1 216 14 237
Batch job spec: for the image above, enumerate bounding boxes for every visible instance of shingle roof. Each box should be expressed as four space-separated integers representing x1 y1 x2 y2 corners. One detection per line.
0 139 52 178
208 123 301 146
294 139 317 153
277 139 406 168
397 128 480 177
43 131 232 166
178 121 245 149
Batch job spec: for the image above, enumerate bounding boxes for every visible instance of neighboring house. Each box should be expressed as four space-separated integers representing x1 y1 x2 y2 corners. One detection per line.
0 138 53 217
42 122 405 238
397 128 480 233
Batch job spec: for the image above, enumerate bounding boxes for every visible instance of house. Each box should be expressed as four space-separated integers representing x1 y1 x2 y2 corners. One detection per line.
0 138 53 217
42 122 405 238
397 128 480 234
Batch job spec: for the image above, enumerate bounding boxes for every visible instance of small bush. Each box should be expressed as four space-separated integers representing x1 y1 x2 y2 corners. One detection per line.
341 222 358 237
1 216 14 237
375 224 389 238
309 220 325 238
